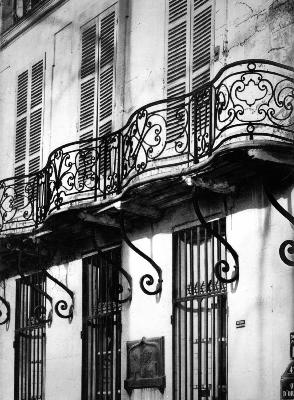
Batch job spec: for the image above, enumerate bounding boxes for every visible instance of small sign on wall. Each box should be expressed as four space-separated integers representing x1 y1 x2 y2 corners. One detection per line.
236 320 245 329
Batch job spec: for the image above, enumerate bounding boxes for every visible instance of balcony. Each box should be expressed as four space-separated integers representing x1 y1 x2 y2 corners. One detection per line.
0 59 293 239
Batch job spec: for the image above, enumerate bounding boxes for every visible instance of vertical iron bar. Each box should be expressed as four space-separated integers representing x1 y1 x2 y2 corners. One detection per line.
117 132 122 194
95 257 99 400
90 259 94 399
172 233 177 400
14 280 20 400
82 259 89 400
205 230 209 400
106 257 109 399
193 93 199 164
184 231 188 400
212 226 216 398
103 137 107 200
25 281 29 400
198 298 202 399
178 233 182 400
99 257 104 400
189 228 194 400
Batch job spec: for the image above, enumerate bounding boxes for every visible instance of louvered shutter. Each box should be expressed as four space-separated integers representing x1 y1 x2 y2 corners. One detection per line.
166 0 212 92
79 22 98 184
166 0 188 143
29 60 44 175
14 60 44 208
79 7 116 184
192 0 212 88
192 0 212 157
98 10 116 176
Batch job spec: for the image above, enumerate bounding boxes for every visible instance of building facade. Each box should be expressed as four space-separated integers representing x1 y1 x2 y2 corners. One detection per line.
0 0 294 399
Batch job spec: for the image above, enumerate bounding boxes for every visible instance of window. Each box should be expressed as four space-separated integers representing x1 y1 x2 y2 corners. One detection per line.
173 220 228 400
82 247 122 400
77 6 117 187
14 59 44 207
14 272 46 400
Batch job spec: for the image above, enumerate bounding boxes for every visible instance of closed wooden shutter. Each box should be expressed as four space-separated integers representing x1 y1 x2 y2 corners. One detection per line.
167 0 212 93
29 60 44 175
14 60 44 207
79 7 117 183
192 0 212 88
166 0 188 142
15 70 28 208
192 0 212 156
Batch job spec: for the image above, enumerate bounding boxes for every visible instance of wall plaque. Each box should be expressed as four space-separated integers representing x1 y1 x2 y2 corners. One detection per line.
290 333 294 359
124 336 165 394
281 361 294 399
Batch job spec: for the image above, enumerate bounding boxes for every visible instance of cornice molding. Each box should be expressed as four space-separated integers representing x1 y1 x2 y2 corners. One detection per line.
1 0 69 49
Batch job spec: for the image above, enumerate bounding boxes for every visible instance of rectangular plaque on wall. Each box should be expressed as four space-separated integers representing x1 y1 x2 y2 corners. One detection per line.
124 336 166 395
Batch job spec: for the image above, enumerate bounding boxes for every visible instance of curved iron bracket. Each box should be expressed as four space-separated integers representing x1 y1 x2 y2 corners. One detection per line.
42 270 75 321
93 245 132 304
17 251 53 326
263 181 294 266
0 283 10 326
191 188 239 283
119 212 163 295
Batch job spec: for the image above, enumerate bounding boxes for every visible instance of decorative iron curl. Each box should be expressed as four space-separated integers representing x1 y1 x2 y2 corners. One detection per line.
0 293 10 325
94 247 132 304
17 251 53 326
191 188 239 283
263 182 294 266
43 270 74 321
119 212 162 295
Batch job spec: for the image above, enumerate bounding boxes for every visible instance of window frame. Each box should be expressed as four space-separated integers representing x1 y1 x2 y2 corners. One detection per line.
14 272 47 400
82 246 122 400
172 219 228 400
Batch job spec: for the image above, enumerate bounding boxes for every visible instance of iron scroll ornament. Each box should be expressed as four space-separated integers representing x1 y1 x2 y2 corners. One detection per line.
191 189 239 283
262 182 294 266
0 291 10 325
90 237 133 304
98 250 132 304
17 251 53 325
119 212 163 295
42 270 75 320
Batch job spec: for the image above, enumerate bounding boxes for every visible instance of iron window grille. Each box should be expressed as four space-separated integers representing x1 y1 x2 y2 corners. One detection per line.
14 272 46 400
173 219 228 400
82 247 122 400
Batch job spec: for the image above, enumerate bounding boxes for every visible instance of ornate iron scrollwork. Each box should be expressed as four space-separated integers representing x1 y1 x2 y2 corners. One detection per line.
191 188 239 283
119 212 163 295
0 281 10 326
43 270 75 320
17 251 53 325
263 182 294 266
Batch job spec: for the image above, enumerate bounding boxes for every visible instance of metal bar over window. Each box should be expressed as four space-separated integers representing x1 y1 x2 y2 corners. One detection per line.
14 272 46 400
173 220 228 400
82 248 122 400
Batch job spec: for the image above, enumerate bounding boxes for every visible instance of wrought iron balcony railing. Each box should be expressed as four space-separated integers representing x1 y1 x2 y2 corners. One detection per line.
0 59 293 235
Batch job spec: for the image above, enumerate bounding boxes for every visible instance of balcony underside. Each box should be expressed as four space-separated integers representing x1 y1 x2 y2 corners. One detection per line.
1 140 293 278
